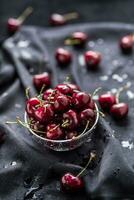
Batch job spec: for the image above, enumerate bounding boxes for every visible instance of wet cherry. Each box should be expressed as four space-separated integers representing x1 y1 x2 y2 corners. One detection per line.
63 109 78 130
110 103 128 119
120 35 133 53
65 32 87 47
55 84 73 95
54 95 70 112
61 173 83 192
46 124 63 140
98 93 116 111
84 50 101 69
73 92 91 109
79 108 96 126
26 97 40 117
33 72 51 91
55 48 72 65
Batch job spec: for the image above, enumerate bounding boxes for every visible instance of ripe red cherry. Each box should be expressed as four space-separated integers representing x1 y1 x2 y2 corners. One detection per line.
33 72 51 91
120 35 133 53
46 124 63 140
55 48 72 65
63 109 78 130
65 131 78 139
34 104 54 123
110 103 128 119
98 93 116 111
42 89 55 101
55 84 73 95
84 50 101 69
71 32 87 47
7 18 21 34
54 95 70 112
61 173 83 192
26 97 40 117
73 92 91 109
79 108 96 126
49 13 65 26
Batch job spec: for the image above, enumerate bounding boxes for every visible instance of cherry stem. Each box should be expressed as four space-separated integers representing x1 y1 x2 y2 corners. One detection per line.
91 87 102 99
17 7 33 23
76 120 90 138
115 82 131 104
63 12 79 21
77 152 96 177
64 39 81 45
61 119 70 128
25 87 30 99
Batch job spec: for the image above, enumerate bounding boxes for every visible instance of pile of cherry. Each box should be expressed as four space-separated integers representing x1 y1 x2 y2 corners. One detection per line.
26 82 96 140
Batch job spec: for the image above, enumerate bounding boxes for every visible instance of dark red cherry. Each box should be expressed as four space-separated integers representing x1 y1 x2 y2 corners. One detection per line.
33 72 51 91
71 32 87 47
46 124 63 140
7 18 21 34
54 95 70 112
87 99 95 110
55 48 72 65
98 93 116 111
49 13 65 26
110 103 128 119
73 92 91 109
34 104 54 123
55 84 73 95
26 97 40 117
120 35 133 53
79 108 96 126
63 109 78 130
84 50 101 69
42 88 55 101
65 131 78 139
61 173 83 192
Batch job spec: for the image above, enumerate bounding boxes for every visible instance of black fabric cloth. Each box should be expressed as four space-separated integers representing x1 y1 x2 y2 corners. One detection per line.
0 22 134 200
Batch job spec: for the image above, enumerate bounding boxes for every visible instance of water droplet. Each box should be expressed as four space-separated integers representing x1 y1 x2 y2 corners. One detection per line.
97 38 104 45
122 74 128 80
17 40 30 48
14 104 22 108
112 74 123 82
78 55 85 66
88 41 95 48
11 161 17 166
111 88 117 94
121 141 134 150
112 60 119 67
127 90 134 100
99 75 109 81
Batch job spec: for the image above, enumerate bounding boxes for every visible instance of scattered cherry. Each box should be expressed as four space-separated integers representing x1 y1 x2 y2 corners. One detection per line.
55 48 72 65
65 32 87 47
33 72 51 91
84 50 101 69
63 109 78 130
79 108 95 126
26 97 40 117
46 124 63 140
98 93 116 111
120 35 133 53
49 12 78 26
7 7 33 35
73 92 91 109
110 103 128 119
61 173 83 192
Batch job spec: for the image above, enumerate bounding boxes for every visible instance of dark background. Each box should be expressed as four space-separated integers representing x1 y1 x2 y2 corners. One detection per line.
0 0 134 41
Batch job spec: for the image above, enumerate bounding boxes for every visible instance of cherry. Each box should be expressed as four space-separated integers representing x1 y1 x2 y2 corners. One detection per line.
65 32 87 47
49 12 78 26
110 103 128 119
63 109 78 130
26 97 40 117
42 88 55 101
55 84 73 95
84 50 101 69
65 131 78 139
87 99 95 110
98 93 116 111
55 48 72 65
7 7 33 35
73 92 91 109
79 108 96 126
33 72 51 91
54 95 70 112
46 124 63 140
120 35 133 53
34 104 54 123
61 173 83 192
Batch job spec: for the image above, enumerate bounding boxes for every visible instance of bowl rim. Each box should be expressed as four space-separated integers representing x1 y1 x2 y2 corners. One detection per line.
24 103 99 143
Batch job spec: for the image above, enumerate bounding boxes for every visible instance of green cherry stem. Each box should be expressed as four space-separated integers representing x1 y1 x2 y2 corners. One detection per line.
77 152 96 177
17 7 33 23
115 82 131 104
